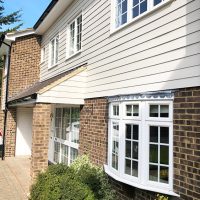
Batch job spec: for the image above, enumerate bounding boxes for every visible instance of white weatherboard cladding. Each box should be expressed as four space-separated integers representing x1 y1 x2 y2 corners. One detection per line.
15 108 33 156
37 71 86 104
40 0 200 99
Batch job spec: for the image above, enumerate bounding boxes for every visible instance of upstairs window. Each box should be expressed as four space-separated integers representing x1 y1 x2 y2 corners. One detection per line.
49 35 59 68
68 14 82 57
41 47 45 63
113 0 169 29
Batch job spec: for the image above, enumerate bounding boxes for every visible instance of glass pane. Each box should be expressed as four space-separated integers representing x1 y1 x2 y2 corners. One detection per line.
160 127 169 144
125 159 131 175
132 142 138 159
126 105 132 116
133 105 139 116
55 36 59 63
149 165 158 182
54 142 60 163
140 0 147 14
61 144 68 164
133 0 139 6
150 105 159 117
133 125 138 140
113 122 119 137
126 124 132 139
160 166 169 184
160 145 169 165
154 0 162 6
133 6 139 18
70 148 78 163
132 161 138 177
160 105 169 118
122 0 127 13
113 105 119 116
112 154 118 170
150 126 158 143
51 39 55 66
150 144 158 163
126 141 131 158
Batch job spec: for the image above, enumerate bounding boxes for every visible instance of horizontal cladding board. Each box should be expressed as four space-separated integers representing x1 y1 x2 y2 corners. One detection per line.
86 76 200 98
86 65 200 93
39 0 200 98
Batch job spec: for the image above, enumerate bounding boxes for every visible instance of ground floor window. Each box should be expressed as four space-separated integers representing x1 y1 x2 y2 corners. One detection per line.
107 99 173 193
53 107 80 165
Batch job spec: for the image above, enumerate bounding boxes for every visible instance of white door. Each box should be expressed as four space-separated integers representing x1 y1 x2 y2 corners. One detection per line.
16 108 33 156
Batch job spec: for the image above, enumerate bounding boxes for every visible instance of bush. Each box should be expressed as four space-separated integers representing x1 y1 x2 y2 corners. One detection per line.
30 156 116 200
155 194 169 200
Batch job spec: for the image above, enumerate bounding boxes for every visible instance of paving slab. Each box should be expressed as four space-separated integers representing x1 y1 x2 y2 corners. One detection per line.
0 156 31 200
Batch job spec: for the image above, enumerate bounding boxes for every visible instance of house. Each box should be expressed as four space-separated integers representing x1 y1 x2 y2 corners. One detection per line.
0 0 200 199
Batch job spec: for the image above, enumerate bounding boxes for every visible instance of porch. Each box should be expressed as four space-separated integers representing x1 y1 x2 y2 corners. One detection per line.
0 156 31 200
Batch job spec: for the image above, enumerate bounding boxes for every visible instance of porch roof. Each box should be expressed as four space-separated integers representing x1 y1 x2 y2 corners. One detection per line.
8 64 87 105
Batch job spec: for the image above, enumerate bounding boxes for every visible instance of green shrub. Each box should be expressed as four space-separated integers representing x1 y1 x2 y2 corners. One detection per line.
155 194 169 200
30 156 116 200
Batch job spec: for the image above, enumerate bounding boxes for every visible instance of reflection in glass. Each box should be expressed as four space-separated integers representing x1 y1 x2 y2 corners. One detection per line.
125 159 131 175
160 105 169 118
126 124 131 139
149 165 158 181
150 126 158 143
126 141 131 158
160 127 169 144
160 166 169 184
150 144 158 163
132 161 138 177
132 142 138 159
160 146 169 165
70 148 78 163
150 105 158 117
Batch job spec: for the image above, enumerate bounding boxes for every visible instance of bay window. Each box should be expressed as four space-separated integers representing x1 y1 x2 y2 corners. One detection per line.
53 107 80 165
106 99 174 194
113 0 169 29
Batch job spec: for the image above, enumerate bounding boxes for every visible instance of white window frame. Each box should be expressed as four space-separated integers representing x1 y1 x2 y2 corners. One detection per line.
51 106 80 165
67 14 82 58
106 100 176 196
49 34 59 68
41 46 46 63
110 0 171 33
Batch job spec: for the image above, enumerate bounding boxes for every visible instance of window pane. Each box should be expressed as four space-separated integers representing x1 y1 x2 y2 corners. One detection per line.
51 39 55 66
132 161 138 177
116 0 127 27
150 105 159 117
149 165 158 181
140 0 147 14
133 105 139 116
160 127 169 144
160 166 169 184
54 141 60 163
76 15 82 51
126 124 131 139
150 144 158 163
132 142 138 159
132 6 139 18
113 105 119 116
150 126 158 143
126 105 132 116
125 159 131 175
160 105 169 118
55 36 59 63
70 22 75 55
160 145 169 165
112 122 119 170
154 0 162 6
126 141 131 158
133 0 139 6
133 125 138 140
61 144 68 165
70 148 78 163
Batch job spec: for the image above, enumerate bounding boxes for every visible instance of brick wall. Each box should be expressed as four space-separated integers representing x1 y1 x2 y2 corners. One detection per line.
80 88 200 200
79 98 108 166
8 34 41 99
31 103 51 181
5 108 16 157
173 87 200 200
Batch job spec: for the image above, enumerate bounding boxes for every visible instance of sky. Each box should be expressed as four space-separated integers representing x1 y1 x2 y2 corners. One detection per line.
2 0 51 31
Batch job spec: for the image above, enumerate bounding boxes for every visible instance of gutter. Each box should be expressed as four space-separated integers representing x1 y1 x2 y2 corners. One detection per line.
0 34 12 160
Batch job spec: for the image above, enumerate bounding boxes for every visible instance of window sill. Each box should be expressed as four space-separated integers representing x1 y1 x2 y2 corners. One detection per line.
110 0 173 36
66 51 81 62
104 165 179 197
48 63 59 70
